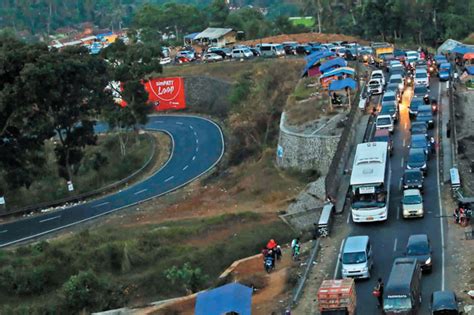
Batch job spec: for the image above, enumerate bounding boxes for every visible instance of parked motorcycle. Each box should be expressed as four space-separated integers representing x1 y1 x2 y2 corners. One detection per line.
454 206 472 227
292 243 301 261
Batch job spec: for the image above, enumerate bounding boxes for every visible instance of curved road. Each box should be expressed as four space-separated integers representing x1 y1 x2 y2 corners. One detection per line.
0 115 224 247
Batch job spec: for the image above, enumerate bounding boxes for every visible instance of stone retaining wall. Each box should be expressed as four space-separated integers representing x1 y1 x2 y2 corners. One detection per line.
276 112 341 174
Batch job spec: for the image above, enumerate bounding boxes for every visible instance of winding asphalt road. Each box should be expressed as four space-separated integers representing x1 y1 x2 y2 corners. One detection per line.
0 115 224 247
334 78 447 313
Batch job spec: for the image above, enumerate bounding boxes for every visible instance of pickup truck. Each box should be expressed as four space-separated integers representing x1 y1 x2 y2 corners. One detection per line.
318 279 356 315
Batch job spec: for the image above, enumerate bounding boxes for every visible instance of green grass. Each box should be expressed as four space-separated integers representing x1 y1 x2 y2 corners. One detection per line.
0 212 294 313
289 16 316 27
1 133 153 210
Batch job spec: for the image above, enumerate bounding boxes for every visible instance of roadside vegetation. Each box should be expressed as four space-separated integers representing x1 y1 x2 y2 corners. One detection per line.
0 213 293 313
1 133 154 210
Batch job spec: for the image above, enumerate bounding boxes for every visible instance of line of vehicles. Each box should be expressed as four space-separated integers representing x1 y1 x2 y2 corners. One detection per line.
332 50 463 314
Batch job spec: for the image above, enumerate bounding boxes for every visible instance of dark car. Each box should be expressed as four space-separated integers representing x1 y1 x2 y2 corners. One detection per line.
373 129 393 154
407 148 428 174
413 84 430 99
295 44 312 55
381 102 399 122
390 68 406 78
208 49 228 59
283 45 295 55
416 105 434 128
403 169 424 191
410 134 430 156
385 83 401 101
249 47 261 56
409 98 425 117
430 290 460 315
411 121 428 136
405 234 432 272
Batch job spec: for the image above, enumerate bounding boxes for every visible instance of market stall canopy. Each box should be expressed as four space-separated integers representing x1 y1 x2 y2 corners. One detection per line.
466 66 474 75
195 283 252 315
329 78 357 91
452 45 474 55
320 67 355 79
320 57 347 73
305 50 335 64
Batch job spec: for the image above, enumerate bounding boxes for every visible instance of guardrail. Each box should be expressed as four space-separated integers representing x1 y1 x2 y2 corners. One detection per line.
291 238 321 306
0 133 157 218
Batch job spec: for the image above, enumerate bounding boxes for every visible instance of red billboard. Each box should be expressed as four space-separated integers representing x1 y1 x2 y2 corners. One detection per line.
144 77 186 111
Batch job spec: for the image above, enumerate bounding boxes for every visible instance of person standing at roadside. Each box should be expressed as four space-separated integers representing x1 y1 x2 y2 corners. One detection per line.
373 278 384 308
291 238 300 257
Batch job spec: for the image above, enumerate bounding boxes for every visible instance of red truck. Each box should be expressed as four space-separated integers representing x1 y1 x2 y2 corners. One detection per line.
317 279 356 315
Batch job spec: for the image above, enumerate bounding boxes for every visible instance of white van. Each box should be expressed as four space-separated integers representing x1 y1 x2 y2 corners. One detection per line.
259 44 285 57
414 69 429 87
231 48 253 59
376 114 394 133
368 78 383 95
341 235 373 279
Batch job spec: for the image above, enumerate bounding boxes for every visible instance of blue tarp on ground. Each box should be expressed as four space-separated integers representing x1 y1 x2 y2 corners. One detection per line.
195 283 252 315
328 78 357 91
320 57 347 73
452 45 474 55
320 67 355 79
466 66 474 75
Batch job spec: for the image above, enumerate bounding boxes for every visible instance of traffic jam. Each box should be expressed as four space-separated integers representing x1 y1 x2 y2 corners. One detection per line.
322 44 461 315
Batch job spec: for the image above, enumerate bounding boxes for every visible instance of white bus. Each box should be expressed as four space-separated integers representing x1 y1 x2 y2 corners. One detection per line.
350 142 390 222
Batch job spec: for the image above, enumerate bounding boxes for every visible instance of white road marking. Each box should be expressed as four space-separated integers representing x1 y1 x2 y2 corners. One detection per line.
134 189 147 195
182 165 189 171
192 155 196 161
196 138 199 144
189 125 194 130
393 238 398 252
193 131 197 136
401 157 404 168
92 202 110 208
196 147 199 152
436 82 446 291
334 240 345 279
164 176 174 182
346 211 351 224
157 120 163 123
39 215 61 223
176 122 183 125
0 230 8 234
397 206 400 220
403 139 406 147
399 178 403 190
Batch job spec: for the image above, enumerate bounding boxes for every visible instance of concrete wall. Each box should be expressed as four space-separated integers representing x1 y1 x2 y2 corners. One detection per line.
184 76 232 118
276 112 341 174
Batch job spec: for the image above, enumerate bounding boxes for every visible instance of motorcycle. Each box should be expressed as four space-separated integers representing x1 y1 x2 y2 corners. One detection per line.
454 206 472 227
423 95 431 105
264 256 274 273
292 244 301 261
431 99 438 114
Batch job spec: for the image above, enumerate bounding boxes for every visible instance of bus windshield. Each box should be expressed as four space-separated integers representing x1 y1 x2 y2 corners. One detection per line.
352 191 386 209
384 297 412 311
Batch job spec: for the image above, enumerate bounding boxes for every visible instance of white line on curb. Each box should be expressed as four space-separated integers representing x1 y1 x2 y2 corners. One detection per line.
134 189 147 195
92 202 110 208
436 82 446 291
333 240 345 279
399 178 403 190
164 176 174 183
39 215 61 223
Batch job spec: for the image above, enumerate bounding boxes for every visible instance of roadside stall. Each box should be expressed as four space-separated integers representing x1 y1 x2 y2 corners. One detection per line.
328 77 357 108
319 57 347 74
463 52 474 66
320 67 355 88
301 51 336 77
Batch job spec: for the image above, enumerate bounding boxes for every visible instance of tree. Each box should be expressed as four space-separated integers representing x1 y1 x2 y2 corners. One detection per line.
164 262 208 294
101 39 162 156
22 46 114 187
0 34 54 190
209 0 229 27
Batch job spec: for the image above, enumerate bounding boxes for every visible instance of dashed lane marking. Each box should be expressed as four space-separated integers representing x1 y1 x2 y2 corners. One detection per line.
39 215 61 223
134 189 147 195
92 202 110 208
164 176 174 182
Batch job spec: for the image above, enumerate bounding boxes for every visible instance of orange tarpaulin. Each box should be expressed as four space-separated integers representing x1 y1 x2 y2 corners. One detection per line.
464 52 474 60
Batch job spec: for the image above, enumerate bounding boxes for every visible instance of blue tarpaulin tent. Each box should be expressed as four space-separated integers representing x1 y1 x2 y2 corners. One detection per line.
452 45 474 55
195 283 252 315
320 58 347 73
184 32 200 40
466 66 474 75
320 67 355 79
328 78 357 91
301 51 336 77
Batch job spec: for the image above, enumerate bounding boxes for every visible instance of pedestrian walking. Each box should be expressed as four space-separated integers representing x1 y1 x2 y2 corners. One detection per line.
373 278 384 308
275 245 282 261
291 238 300 257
